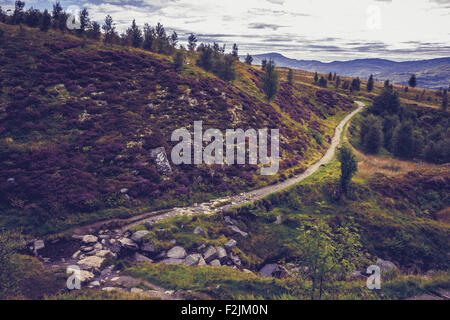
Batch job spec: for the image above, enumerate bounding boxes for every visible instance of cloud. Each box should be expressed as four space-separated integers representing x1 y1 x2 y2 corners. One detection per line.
248 23 285 30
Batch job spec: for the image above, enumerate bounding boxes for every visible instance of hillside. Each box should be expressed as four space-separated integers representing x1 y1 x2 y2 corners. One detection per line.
246 53 450 90
0 23 355 234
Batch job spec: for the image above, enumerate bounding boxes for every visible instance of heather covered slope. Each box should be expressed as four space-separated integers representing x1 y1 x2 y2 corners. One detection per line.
0 23 355 234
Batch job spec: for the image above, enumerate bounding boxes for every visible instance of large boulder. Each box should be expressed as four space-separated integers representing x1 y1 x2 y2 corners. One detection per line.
203 246 218 263
193 227 206 237
67 266 94 284
260 264 280 278
209 259 221 267
230 225 248 237
82 235 98 244
78 256 105 271
216 246 227 261
33 240 45 251
118 238 138 250
134 253 153 263
376 258 398 273
184 254 202 266
131 230 150 243
141 241 156 253
167 246 187 259
224 239 237 251
150 147 173 176
95 250 115 259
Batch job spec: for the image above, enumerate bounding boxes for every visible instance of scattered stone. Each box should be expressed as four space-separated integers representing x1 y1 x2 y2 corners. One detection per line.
82 235 98 244
67 266 94 283
230 254 241 267
102 287 118 292
167 246 187 259
224 216 234 225
150 147 173 176
224 239 237 251
78 256 105 271
118 238 138 250
96 250 115 258
230 225 248 237
94 243 102 250
120 188 129 194
72 250 81 259
33 240 45 251
131 230 150 243
131 288 144 294
216 246 227 261
376 258 397 273
193 226 206 237
81 246 94 252
197 256 207 266
134 253 153 263
89 281 101 288
260 264 280 278
141 241 156 253
210 259 221 267
203 246 218 263
274 216 282 225
184 254 202 266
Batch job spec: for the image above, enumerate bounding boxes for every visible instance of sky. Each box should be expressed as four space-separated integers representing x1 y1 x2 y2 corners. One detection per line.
1 0 449 61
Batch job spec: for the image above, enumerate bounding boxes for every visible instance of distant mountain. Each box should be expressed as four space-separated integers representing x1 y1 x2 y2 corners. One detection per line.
242 53 450 90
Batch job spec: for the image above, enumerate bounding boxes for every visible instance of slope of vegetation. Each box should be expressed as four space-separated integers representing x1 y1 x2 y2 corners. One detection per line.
0 23 355 235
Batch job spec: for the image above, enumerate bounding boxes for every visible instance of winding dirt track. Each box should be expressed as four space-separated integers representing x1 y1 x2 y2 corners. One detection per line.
74 101 365 235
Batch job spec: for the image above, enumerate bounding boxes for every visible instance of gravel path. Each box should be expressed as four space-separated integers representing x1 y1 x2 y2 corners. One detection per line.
120 101 366 230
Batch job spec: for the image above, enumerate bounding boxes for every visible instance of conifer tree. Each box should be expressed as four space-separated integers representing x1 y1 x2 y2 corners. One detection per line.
262 60 279 101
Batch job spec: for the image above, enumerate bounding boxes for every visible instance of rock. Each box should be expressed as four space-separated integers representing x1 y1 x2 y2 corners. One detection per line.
348 271 367 281
184 254 202 266
131 288 144 294
260 264 280 278
193 227 206 237
167 246 187 259
81 246 94 252
7 177 15 183
141 241 156 253
161 258 185 265
216 246 227 261
274 216 282 225
33 240 45 251
203 246 218 263
78 256 105 271
96 250 115 258
134 253 153 263
89 281 101 288
197 256 207 266
94 243 102 250
210 259 221 267
376 258 398 273
118 238 138 250
102 287 118 292
224 216 234 225
150 147 173 176
120 188 129 194
72 250 81 259
230 254 241 267
131 230 150 243
78 271 95 283
230 225 248 237
224 239 237 251
99 235 110 240
82 235 98 244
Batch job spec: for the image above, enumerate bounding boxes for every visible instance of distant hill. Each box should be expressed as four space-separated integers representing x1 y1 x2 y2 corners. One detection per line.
243 53 450 90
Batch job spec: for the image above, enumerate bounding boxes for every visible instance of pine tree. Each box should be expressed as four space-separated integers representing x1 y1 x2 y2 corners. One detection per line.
338 145 358 195
142 23 155 51
328 72 332 81
40 9 51 32
408 74 417 88
232 43 238 59
288 69 294 85
384 80 390 89
188 33 197 52
262 60 279 101
79 8 90 34
174 50 185 70
245 54 253 65
52 1 63 29
319 76 327 88
12 1 25 25
314 72 319 83
261 59 267 71
335 76 341 88
371 89 400 115
367 74 374 92
102 15 116 45
361 116 383 154
129 19 143 48
89 21 101 40
351 77 361 91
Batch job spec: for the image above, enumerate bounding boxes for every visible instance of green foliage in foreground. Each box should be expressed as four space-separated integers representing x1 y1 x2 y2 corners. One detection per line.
125 262 450 300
